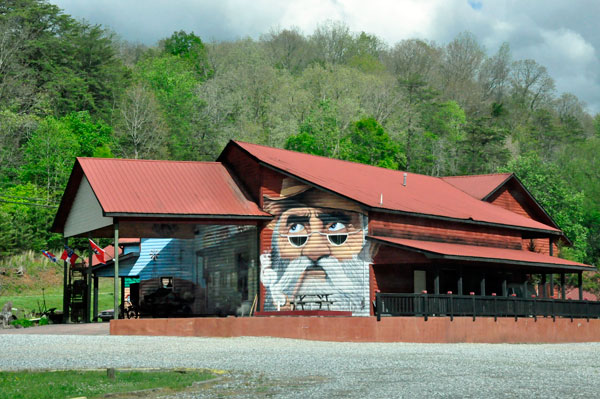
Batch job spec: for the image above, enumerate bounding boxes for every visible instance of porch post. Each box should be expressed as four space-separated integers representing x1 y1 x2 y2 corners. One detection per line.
480 273 486 296
86 238 92 323
541 274 546 298
62 237 70 323
549 273 554 298
114 221 119 320
578 272 583 301
502 273 508 296
457 266 463 295
434 266 440 295
522 272 528 298
560 273 566 299
93 275 99 322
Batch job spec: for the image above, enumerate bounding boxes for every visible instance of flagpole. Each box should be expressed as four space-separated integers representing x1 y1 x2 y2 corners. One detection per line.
114 221 119 321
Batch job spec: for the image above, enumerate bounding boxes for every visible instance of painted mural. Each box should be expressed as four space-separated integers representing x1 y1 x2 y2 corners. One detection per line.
261 177 374 315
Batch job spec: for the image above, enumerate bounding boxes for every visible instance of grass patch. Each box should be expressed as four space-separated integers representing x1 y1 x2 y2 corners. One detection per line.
0 250 115 316
0 368 216 399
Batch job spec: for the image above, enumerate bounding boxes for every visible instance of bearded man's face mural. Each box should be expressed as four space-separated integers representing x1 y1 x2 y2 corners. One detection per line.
261 178 373 314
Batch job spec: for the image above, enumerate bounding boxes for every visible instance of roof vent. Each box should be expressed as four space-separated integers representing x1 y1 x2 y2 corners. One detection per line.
403 173 407 187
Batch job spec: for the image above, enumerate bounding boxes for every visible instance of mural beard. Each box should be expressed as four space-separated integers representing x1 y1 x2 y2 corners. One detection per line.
263 240 371 312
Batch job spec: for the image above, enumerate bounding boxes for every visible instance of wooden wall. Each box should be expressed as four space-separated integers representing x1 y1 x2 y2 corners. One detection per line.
369 212 524 250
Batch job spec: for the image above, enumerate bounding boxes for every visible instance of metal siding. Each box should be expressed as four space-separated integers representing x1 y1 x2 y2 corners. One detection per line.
195 225 258 314
77 158 269 217
95 257 136 277
234 141 559 233
64 176 113 237
259 174 370 316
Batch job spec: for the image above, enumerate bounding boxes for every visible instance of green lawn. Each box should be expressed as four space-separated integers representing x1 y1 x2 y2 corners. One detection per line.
1 278 116 317
0 369 216 399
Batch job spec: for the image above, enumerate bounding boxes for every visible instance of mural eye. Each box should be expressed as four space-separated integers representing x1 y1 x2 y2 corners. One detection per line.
288 235 308 247
328 222 346 232
289 223 305 234
327 234 347 246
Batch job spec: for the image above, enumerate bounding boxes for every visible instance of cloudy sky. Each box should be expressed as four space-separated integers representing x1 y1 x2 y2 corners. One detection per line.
50 0 600 114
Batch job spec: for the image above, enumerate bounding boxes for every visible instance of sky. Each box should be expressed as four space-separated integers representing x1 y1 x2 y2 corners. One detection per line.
50 0 600 114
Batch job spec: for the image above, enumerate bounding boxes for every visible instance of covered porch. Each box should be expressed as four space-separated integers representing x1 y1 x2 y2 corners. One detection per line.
368 236 599 320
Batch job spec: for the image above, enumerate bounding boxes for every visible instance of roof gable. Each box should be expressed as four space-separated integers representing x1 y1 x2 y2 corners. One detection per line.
443 173 559 230
441 173 512 200
227 141 560 234
53 157 271 234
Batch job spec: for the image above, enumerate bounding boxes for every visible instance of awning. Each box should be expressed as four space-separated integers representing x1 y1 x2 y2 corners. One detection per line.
368 236 594 271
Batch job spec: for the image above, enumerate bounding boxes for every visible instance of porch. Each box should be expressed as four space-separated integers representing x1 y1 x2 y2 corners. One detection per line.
375 292 600 321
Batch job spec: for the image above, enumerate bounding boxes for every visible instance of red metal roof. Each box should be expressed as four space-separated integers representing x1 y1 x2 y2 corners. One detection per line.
232 141 559 233
77 158 270 218
368 236 593 270
441 173 512 200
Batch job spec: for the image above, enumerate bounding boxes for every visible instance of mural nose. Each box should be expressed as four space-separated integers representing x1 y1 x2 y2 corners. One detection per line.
302 233 330 261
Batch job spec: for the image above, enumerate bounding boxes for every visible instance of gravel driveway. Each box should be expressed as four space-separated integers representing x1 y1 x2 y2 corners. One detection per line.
1 334 599 398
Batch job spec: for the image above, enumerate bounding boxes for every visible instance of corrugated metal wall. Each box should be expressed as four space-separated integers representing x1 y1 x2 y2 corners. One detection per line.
195 225 258 315
260 175 371 316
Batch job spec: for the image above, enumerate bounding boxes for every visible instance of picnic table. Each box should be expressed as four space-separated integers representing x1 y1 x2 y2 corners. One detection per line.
291 294 334 310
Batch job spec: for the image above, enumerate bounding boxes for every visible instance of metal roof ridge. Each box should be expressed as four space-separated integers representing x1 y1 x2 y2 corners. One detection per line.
77 157 223 165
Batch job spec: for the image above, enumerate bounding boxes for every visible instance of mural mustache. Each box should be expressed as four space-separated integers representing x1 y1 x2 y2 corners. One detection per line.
262 250 367 311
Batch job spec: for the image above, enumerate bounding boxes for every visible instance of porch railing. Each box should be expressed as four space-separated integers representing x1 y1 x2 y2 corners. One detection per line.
375 292 600 321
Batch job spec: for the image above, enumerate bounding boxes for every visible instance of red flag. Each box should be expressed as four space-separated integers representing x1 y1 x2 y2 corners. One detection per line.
89 239 106 264
60 247 79 266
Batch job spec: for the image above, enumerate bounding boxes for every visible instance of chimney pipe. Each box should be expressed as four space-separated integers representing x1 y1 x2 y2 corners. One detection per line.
403 173 407 187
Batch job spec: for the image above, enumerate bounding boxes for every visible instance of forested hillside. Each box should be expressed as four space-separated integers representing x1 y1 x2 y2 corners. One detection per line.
0 1 598 273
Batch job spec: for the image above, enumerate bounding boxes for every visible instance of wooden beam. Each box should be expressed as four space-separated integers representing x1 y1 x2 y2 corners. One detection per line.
86 238 92 323
434 266 440 295
480 273 486 296
93 275 99 322
63 238 69 323
578 272 583 301
560 273 566 299
541 274 546 298
114 221 119 320
549 274 554 298
457 266 463 296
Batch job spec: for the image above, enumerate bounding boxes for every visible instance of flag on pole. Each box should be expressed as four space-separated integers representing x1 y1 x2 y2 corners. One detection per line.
89 239 107 264
42 250 57 263
60 246 79 266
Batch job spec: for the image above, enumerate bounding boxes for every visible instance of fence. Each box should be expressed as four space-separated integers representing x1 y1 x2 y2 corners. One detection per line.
375 292 600 321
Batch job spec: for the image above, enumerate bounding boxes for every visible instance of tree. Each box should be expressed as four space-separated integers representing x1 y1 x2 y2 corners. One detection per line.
162 30 212 80
459 117 509 174
116 84 167 159
510 59 555 112
0 183 61 256
341 118 403 169
135 53 203 160
285 100 342 157
261 27 308 73
20 116 79 199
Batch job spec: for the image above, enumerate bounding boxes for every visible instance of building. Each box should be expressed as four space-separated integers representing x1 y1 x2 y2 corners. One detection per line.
52 141 597 328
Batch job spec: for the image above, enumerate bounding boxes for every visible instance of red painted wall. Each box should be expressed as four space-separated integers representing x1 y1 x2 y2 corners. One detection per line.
369 212 523 249
111 317 600 343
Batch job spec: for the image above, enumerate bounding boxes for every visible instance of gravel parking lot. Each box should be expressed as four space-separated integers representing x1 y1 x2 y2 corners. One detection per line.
1 333 599 398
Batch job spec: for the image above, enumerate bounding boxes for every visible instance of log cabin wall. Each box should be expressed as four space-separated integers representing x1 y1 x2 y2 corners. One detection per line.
369 211 524 250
